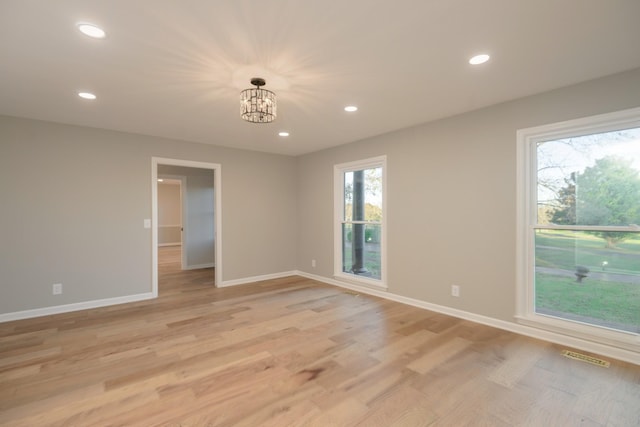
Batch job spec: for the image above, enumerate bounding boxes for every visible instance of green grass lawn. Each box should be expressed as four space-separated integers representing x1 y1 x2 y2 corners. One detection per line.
535 230 640 333
535 230 640 274
535 273 640 332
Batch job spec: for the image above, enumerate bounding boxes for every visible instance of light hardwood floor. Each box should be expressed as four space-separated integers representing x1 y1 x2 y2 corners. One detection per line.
1 246 639 426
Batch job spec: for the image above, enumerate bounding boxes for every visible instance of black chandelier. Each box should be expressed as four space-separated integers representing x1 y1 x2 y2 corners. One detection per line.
240 77 276 123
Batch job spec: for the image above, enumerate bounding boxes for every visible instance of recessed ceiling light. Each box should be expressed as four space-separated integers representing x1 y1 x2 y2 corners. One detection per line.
77 23 106 39
158 179 164 182
278 131 290 137
78 92 97 100
469 54 490 65
344 106 358 112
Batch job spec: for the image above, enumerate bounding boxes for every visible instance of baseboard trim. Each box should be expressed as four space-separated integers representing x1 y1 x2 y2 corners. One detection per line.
0 292 156 323
183 263 215 270
295 271 639 365
158 243 181 247
219 271 297 288
3 271 636 364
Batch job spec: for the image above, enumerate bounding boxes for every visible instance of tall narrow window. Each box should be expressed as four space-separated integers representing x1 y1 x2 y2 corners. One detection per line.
517 108 640 350
334 156 386 288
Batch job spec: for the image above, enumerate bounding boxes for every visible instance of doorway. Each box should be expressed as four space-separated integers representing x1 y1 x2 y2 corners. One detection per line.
151 158 222 297
157 176 184 266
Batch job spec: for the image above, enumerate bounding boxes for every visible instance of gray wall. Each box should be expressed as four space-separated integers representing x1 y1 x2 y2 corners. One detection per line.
0 117 297 314
184 173 215 267
296 68 640 323
158 182 181 245
2 68 639 319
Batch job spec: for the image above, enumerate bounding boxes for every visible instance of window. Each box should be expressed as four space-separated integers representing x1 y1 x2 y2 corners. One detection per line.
334 156 386 288
517 108 640 350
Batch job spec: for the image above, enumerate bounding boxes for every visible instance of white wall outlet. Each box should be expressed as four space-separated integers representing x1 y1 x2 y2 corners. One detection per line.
143 219 151 229
451 285 460 297
311 259 316 268
52 283 63 295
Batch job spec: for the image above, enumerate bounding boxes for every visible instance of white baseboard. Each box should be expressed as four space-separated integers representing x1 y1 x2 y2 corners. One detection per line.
183 263 215 270
295 271 639 366
0 292 156 323
3 270 636 365
219 271 297 288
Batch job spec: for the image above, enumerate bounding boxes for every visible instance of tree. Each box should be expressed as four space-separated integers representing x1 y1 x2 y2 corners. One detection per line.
344 167 383 221
550 172 577 225
343 167 383 275
551 156 640 247
344 203 382 222
537 130 635 213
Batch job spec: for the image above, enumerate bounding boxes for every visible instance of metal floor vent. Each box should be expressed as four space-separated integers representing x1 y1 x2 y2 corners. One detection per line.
561 350 610 368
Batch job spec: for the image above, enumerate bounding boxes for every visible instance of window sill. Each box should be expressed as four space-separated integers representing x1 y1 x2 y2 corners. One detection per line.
333 273 387 291
515 313 639 353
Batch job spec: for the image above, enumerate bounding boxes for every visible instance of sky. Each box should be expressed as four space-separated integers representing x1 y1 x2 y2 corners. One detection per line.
537 126 640 204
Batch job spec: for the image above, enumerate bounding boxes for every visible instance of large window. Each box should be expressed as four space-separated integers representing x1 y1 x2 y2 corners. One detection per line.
334 156 386 288
517 108 640 350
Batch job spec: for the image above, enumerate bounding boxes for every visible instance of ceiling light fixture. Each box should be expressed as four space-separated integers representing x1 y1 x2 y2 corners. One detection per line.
278 131 289 137
78 92 97 100
344 106 358 112
469 54 490 65
240 78 276 123
77 23 106 39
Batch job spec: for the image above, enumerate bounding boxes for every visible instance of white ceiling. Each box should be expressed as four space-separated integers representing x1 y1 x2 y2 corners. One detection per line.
2 0 640 156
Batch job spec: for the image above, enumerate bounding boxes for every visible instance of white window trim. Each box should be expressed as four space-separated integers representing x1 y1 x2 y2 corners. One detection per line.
334 155 387 289
516 107 640 352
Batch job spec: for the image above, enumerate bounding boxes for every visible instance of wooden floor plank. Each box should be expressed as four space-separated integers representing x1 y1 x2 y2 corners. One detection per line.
0 245 639 425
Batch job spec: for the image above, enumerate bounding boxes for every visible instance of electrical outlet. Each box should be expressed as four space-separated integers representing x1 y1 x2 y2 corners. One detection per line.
451 285 460 297
52 283 63 295
311 259 316 268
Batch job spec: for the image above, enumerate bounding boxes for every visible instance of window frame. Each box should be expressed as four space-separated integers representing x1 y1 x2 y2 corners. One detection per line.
334 155 387 289
516 107 640 351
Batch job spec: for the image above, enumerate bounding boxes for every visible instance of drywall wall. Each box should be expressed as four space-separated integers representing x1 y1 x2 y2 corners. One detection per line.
0 117 297 314
2 68 639 320
184 173 214 267
296 68 640 323
158 182 181 245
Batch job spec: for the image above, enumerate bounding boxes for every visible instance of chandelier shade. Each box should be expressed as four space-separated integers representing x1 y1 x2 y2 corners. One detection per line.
240 78 276 123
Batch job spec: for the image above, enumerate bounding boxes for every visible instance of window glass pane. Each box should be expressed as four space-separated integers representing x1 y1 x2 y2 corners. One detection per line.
363 167 383 221
536 127 640 226
534 229 640 333
342 223 352 271
344 171 353 221
342 223 381 280
344 167 383 222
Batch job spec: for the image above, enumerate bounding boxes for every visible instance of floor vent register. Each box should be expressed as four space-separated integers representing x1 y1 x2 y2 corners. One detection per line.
561 350 610 368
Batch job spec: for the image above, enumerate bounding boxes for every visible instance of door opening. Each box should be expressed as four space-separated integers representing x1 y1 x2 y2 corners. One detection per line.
152 158 222 296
